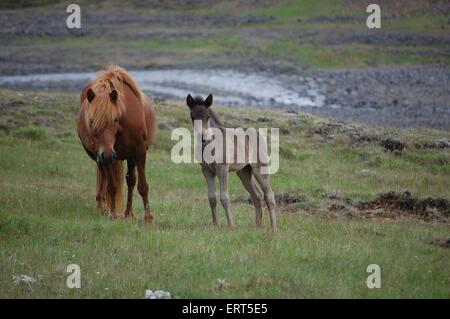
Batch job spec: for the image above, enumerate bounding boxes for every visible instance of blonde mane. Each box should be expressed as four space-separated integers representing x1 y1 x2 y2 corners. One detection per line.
83 65 144 132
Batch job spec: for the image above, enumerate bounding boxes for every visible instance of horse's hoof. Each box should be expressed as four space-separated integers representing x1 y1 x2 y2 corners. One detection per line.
124 210 135 221
144 209 153 226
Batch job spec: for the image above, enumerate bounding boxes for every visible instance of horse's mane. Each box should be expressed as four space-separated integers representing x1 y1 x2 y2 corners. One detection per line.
208 108 225 127
83 65 144 132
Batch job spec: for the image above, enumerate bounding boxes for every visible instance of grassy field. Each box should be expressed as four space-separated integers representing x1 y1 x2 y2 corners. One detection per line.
1 0 449 73
0 89 449 298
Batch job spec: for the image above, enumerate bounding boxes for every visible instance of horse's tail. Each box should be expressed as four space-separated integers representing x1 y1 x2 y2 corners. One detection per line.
96 160 125 216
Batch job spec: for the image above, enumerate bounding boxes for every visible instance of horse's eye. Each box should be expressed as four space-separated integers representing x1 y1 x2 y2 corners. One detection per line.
114 117 118 122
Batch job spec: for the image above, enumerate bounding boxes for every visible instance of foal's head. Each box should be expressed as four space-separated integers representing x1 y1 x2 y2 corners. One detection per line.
83 87 122 166
186 94 213 134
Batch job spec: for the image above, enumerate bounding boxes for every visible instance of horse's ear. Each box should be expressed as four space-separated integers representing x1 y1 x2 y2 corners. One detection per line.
110 89 118 103
204 94 213 108
186 94 194 108
87 88 95 103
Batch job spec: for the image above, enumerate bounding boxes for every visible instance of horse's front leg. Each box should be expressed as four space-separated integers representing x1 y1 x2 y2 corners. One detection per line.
202 165 218 226
124 159 136 221
105 165 118 220
96 165 107 215
136 152 153 225
217 165 235 229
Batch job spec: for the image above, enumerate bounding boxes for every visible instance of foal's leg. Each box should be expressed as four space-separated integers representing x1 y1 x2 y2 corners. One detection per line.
202 166 218 226
253 168 277 232
217 165 235 229
124 159 136 220
237 166 264 227
136 152 153 225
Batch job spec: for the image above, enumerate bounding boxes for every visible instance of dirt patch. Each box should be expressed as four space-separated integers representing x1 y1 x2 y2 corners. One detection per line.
380 137 405 152
275 193 308 206
312 121 380 146
235 190 450 222
431 238 450 249
233 192 308 209
344 0 450 16
357 191 450 222
0 100 25 111
415 138 450 149
306 66 450 132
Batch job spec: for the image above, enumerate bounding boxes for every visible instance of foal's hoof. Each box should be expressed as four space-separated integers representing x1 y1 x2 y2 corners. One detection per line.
144 209 154 226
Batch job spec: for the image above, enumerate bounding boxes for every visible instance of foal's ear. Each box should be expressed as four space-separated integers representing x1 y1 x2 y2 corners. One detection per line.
110 89 118 103
186 94 194 108
204 94 213 108
87 88 95 103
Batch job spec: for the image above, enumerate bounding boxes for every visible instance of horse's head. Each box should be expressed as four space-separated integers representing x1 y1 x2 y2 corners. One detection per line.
186 94 213 135
84 87 122 166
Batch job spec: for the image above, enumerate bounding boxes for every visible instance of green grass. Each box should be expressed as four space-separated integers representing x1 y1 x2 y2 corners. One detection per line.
2 1 449 71
1 34 242 70
249 0 348 20
263 41 450 68
383 13 450 34
0 89 449 298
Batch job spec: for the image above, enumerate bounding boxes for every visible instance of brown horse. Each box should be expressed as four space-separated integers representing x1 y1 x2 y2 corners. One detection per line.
77 65 157 224
186 94 277 231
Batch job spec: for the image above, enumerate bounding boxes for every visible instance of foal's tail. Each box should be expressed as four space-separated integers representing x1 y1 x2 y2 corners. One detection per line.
96 160 125 216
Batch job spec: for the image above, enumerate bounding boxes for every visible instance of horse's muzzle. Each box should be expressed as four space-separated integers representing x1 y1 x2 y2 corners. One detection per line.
97 151 116 166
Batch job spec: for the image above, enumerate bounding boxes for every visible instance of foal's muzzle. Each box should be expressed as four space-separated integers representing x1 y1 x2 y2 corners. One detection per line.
97 151 116 166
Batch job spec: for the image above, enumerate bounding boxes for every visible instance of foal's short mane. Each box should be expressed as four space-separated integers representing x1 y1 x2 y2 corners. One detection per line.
208 108 225 127
83 65 144 132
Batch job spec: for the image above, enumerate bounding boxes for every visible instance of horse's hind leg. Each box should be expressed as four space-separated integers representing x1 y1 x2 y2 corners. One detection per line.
124 159 136 221
237 166 264 227
202 166 218 226
252 167 277 232
217 165 235 229
136 152 153 225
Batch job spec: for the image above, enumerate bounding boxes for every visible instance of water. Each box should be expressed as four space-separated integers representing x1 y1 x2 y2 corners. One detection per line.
0 69 326 109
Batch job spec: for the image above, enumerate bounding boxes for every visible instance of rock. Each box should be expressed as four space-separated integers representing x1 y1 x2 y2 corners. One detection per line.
12 275 37 286
145 289 171 299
